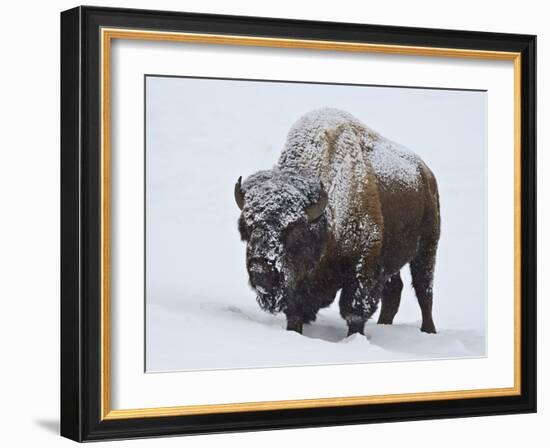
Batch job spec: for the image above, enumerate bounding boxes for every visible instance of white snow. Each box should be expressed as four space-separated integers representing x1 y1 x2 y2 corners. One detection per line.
145 77 487 372
146 283 484 371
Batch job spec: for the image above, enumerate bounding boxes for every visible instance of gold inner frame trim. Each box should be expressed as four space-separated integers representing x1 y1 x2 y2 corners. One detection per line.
100 27 522 421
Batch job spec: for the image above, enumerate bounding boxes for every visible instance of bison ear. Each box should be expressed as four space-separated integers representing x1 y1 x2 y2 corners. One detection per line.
305 185 328 222
234 176 245 210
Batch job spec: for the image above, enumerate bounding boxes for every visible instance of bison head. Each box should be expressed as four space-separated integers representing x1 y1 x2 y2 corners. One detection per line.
235 169 329 314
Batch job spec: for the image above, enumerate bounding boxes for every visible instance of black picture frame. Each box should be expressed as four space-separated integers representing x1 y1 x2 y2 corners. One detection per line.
61 5 536 442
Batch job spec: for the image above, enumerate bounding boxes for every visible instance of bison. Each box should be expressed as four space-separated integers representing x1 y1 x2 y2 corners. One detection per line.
234 108 440 337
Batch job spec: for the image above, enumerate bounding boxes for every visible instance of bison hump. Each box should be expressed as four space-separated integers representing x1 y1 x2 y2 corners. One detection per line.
279 107 423 191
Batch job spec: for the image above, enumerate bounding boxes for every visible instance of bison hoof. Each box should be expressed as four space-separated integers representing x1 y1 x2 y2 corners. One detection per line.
286 318 303 334
377 315 394 325
347 320 366 336
420 322 437 334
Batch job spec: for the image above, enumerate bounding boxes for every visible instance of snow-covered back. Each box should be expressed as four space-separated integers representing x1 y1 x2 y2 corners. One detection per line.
369 139 421 190
280 107 421 190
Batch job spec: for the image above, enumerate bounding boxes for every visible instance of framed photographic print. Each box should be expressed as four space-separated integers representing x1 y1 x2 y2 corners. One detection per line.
60 6 536 442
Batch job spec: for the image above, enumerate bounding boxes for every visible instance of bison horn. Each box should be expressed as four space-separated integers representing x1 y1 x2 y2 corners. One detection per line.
234 176 245 210
305 187 328 221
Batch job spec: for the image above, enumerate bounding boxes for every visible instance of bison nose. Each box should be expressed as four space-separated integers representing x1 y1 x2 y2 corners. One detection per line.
248 258 278 288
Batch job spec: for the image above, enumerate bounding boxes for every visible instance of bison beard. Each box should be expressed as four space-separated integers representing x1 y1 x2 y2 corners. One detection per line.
235 108 440 337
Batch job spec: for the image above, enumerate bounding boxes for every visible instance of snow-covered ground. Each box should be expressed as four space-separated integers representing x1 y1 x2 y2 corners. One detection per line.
145 77 487 372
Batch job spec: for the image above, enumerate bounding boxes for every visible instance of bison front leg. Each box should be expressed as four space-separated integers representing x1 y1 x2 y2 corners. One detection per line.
284 294 322 334
339 268 384 336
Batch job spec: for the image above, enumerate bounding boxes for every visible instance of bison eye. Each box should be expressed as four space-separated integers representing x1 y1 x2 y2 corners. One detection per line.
283 223 305 252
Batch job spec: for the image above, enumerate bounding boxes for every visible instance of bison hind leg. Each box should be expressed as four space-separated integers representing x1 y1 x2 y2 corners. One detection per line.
410 242 437 334
378 272 403 325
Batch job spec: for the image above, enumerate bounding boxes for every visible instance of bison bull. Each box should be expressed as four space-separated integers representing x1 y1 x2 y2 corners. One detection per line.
235 108 440 336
